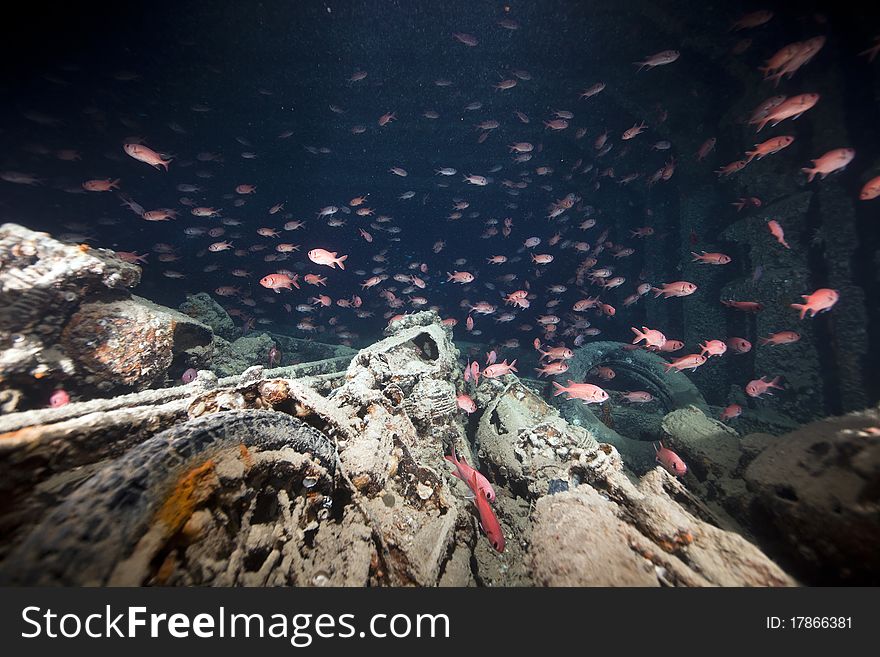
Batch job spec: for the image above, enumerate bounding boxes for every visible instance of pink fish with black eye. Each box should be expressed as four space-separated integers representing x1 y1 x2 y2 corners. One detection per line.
308 248 348 269
767 219 790 249
48 389 70 408
699 339 727 357
791 288 839 319
467 360 480 385
691 251 732 265
634 49 680 71
655 441 687 477
726 337 752 354
652 281 697 298
482 359 517 378
720 404 743 421
471 472 504 553
746 376 783 398
552 380 608 404
445 444 495 501
456 393 477 414
123 143 172 171
621 391 654 403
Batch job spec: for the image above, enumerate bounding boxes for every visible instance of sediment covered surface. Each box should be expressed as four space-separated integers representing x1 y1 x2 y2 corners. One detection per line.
5 309 875 586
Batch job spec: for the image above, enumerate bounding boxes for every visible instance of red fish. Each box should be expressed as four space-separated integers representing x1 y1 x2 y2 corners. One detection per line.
268 345 281 367
304 274 327 286
123 143 172 171
750 93 820 132
659 340 684 353
592 366 615 380
552 380 608 404
759 331 801 345
116 251 148 264
48 389 70 408
482 359 517 378
691 251 731 265
634 49 680 71
730 10 773 31
453 32 479 47
700 339 727 357
471 472 504 552
471 361 481 385
732 196 761 211
861 175 880 200
447 271 475 283
720 404 743 421
768 220 790 248
622 121 647 140
664 353 707 372
801 148 855 182
445 444 495 501
791 288 839 319
715 159 748 177
538 346 574 361
746 376 783 398
726 337 752 354
260 273 299 293
695 137 716 161
456 394 477 414
142 209 177 222
378 112 397 126
762 37 825 86
652 281 697 298
860 37 880 62
83 178 120 192
621 391 654 403
534 361 569 377
308 248 348 269
745 135 794 161
655 442 687 477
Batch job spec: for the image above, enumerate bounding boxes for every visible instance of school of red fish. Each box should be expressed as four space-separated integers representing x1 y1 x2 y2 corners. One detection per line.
4 8 875 552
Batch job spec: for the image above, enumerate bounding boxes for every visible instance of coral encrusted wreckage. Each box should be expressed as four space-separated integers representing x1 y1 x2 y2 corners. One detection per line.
0 224 878 586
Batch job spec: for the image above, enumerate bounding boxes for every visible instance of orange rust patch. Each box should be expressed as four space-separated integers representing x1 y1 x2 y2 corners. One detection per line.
0 426 43 442
78 243 91 252
154 551 178 585
351 473 371 490
656 530 695 553
258 379 290 404
238 443 254 469
155 459 217 534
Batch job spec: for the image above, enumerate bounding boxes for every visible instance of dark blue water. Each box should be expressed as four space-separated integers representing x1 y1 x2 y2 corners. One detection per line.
2 0 879 409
